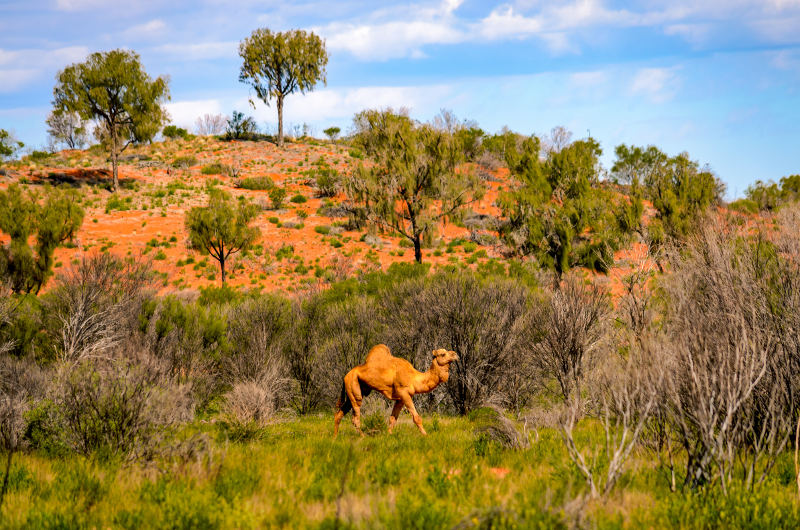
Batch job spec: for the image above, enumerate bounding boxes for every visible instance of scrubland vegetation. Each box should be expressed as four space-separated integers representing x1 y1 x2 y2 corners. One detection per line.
3 27 800 530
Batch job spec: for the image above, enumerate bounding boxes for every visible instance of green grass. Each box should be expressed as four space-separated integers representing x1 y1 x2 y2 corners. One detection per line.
3 415 797 528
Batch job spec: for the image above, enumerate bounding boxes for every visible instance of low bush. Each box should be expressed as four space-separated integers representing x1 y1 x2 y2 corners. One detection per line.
171 156 198 169
234 176 273 190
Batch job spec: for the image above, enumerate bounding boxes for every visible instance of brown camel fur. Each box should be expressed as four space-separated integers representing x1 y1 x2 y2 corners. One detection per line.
333 344 458 437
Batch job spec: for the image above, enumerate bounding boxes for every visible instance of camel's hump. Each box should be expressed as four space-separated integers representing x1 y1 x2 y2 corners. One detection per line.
364 344 393 363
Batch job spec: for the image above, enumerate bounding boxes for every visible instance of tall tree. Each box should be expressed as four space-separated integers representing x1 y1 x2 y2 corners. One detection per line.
0 184 84 294
45 111 89 150
185 190 260 284
52 49 169 191
238 28 327 147
345 109 484 263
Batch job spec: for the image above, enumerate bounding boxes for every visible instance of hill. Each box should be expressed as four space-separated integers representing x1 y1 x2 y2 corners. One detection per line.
0 136 655 296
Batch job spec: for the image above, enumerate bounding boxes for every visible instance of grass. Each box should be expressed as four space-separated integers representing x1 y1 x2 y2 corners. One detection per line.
3 415 797 528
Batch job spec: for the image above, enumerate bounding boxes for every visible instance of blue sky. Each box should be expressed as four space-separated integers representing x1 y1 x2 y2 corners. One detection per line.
1 0 799 197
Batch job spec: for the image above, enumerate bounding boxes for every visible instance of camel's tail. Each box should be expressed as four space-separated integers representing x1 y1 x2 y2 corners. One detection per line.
337 382 353 416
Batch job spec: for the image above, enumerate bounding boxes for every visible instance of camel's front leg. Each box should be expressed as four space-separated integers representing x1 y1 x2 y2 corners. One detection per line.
388 400 403 433
400 394 427 436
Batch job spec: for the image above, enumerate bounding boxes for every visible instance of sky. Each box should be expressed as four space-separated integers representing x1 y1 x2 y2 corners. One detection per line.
1 0 799 197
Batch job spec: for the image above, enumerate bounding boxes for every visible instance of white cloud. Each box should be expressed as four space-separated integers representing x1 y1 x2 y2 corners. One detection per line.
0 46 89 92
0 69 40 93
122 19 167 40
630 67 680 103
321 20 463 61
165 99 224 129
152 41 238 60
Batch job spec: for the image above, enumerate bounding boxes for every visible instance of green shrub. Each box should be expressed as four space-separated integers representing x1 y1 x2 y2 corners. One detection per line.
171 156 198 169
728 198 759 214
290 193 307 204
314 225 330 235
234 176 274 190
201 162 226 175
269 187 287 209
163 125 190 140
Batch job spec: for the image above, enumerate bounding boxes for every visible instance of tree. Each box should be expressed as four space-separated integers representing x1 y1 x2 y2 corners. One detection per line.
613 144 722 243
0 130 23 161
195 113 227 136
225 111 258 140
185 190 260 284
238 28 328 147
0 184 84 294
45 111 89 150
345 109 484 263
323 126 340 143
500 134 637 280
52 49 170 191
162 125 190 140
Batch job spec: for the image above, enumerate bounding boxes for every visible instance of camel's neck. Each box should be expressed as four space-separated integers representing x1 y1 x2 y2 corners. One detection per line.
413 361 451 394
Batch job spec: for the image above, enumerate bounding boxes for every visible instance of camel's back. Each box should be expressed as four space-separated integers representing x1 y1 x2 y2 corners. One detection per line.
363 344 393 366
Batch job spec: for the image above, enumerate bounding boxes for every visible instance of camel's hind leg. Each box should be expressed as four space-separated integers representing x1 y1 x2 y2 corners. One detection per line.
344 372 365 436
334 381 352 438
388 400 403 434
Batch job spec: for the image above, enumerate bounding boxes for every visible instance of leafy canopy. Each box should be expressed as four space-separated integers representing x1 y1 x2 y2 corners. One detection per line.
0 184 84 294
185 190 260 284
345 109 484 263
52 49 169 189
238 28 327 146
613 144 722 246
500 135 639 277
0 129 24 161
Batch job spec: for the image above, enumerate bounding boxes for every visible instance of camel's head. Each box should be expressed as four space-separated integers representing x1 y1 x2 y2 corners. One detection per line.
432 348 459 367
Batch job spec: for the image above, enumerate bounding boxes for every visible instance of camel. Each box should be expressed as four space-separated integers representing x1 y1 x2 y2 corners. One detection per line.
333 344 459 437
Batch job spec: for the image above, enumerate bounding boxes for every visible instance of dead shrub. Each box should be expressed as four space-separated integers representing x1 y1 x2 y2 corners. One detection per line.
558 350 660 498
44 354 194 458
43 253 152 362
528 276 610 401
312 296 384 406
471 406 530 450
655 221 799 493
383 272 530 414
224 295 290 384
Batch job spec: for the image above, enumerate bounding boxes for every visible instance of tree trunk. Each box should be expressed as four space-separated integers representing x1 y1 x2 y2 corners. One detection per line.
413 236 422 263
111 127 119 192
220 257 226 284
277 95 284 148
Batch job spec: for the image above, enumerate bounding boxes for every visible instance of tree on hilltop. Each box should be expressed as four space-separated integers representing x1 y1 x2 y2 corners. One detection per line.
238 28 327 147
52 49 170 191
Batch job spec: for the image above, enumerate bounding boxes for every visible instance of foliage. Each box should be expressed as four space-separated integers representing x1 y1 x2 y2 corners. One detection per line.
162 125 190 140
745 174 800 211
185 190 260 284
52 49 170 190
323 126 340 142
500 135 635 277
0 184 84 294
45 111 88 150
0 129 24 161
224 111 258 140
233 176 273 191
346 109 484 263
238 28 328 146
613 144 722 246
269 186 287 209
